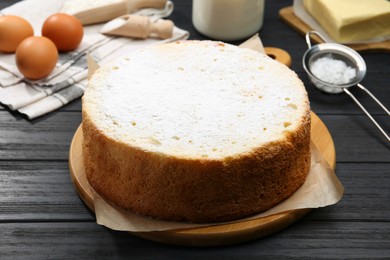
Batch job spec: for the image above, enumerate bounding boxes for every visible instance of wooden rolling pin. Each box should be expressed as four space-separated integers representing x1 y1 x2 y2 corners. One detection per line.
101 15 174 39
61 0 168 25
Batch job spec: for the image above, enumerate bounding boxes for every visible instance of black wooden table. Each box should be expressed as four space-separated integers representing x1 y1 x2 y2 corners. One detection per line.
1 0 389 258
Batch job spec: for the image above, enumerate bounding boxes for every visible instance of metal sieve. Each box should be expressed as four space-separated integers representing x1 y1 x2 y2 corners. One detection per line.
303 31 389 142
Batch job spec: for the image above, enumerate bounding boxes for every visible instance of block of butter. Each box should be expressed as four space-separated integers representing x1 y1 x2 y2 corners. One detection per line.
303 0 390 43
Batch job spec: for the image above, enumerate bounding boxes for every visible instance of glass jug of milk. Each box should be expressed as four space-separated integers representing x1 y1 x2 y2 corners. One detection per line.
192 0 265 41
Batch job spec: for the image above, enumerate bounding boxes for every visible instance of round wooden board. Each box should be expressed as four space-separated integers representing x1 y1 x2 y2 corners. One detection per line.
69 112 335 247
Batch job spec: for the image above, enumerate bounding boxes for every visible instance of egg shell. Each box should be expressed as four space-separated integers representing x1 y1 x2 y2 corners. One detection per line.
15 36 58 80
0 15 34 53
42 13 84 52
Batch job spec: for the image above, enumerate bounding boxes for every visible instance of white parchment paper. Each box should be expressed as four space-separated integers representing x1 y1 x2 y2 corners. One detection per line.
92 143 343 232
88 35 344 232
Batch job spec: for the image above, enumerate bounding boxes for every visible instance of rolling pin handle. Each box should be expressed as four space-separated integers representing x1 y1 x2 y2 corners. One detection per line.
126 0 167 13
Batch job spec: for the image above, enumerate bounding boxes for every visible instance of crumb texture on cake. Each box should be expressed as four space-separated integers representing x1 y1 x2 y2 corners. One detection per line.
84 41 308 159
82 40 311 223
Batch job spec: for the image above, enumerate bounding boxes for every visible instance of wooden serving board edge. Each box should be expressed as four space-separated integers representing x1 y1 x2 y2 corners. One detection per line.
69 112 335 247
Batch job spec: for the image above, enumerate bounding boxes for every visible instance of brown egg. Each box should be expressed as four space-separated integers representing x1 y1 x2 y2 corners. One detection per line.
0 15 34 53
15 36 58 80
42 13 83 52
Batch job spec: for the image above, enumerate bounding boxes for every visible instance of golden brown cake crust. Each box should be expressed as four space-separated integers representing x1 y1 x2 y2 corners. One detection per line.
82 40 312 223
82 108 311 223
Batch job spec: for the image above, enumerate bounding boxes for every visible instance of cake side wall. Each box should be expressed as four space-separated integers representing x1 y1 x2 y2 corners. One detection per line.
82 106 311 223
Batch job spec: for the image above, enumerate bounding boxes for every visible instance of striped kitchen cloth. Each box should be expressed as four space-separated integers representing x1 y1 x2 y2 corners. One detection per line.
0 0 189 119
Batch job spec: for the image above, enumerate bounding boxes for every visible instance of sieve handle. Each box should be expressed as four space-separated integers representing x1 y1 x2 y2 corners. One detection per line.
343 88 390 142
356 84 390 116
305 31 327 49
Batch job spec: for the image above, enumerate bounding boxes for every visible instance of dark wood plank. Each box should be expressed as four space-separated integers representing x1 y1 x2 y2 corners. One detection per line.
0 0 19 9
306 162 390 221
0 111 81 160
304 72 390 115
0 0 388 258
56 61 390 116
0 221 389 258
1 161 388 222
1 0 389 116
0 161 93 221
1 111 388 162
319 115 390 161
1 74 388 116
217 0 390 115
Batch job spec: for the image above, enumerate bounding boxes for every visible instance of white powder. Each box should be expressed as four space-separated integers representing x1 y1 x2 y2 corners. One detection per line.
85 42 309 159
310 56 356 85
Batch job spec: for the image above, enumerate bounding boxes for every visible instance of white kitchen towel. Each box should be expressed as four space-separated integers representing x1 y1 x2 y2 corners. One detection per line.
0 0 189 119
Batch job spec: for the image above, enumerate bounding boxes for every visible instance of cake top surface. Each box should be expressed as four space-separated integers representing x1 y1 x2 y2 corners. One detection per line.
83 40 309 160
